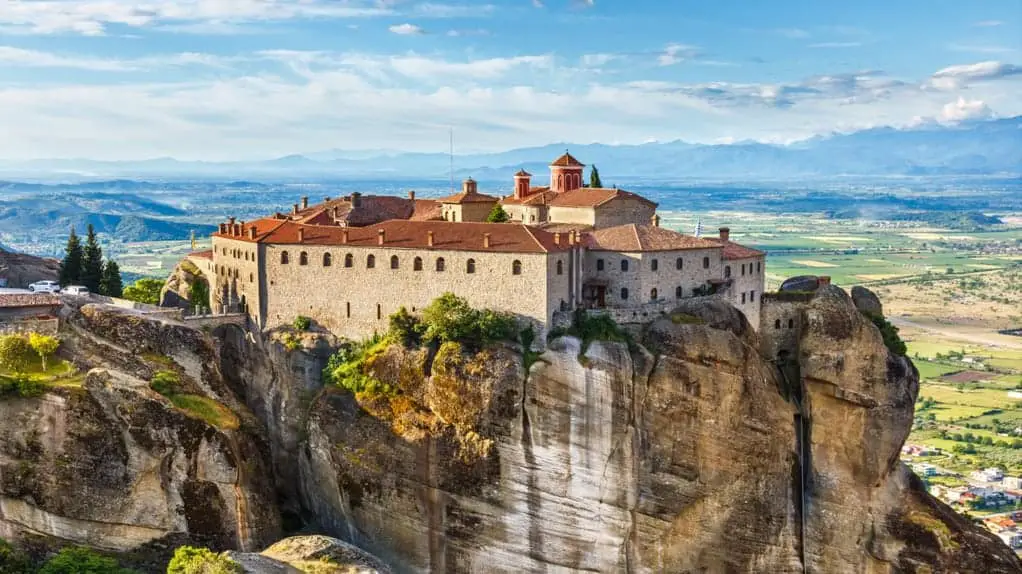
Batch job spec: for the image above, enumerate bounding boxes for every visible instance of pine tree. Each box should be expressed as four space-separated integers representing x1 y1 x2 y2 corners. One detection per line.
589 165 603 188
100 260 123 298
81 224 104 293
58 227 83 286
486 204 510 223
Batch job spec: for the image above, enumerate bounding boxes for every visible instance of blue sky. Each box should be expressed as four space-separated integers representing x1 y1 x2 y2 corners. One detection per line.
0 0 1019 160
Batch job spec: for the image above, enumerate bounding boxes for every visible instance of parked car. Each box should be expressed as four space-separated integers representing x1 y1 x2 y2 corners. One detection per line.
28 280 61 293
60 285 90 296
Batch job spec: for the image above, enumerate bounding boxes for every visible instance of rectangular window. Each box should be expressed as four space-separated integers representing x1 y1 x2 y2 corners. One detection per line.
741 293 746 304
757 262 762 273
597 259 604 271
346 302 351 318
750 290 756 302
742 264 746 276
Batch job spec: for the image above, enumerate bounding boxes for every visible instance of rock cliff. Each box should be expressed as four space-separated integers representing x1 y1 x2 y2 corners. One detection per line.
1 285 1017 573
0 248 59 288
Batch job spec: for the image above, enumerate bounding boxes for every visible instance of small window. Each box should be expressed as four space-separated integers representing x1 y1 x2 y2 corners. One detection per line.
323 253 332 267
391 255 399 269
741 293 746 304
299 252 308 266
530 215 536 223
436 257 446 272
742 264 746 276
249 273 254 283
788 319 794 329
281 251 289 264
377 304 382 320
750 290 756 302
414 257 423 271
467 259 476 274
512 260 522 275
597 259 605 271
651 259 658 271
676 257 683 270
621 259 629 272
346 302 351 318
724 265 731 278
757 262 762 273
650 288 658 301
344 253 353 268
703 257 710 269
775 319 781 329
556 260 563 275
620 287 629 300
676 286 683 299
367 254 375 268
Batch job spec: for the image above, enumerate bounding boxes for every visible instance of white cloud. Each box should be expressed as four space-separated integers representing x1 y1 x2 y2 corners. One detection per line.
0 45 233 71
947 43 1016 54
929 60 1022 90
973 20 1004 27
580 53 618 67
940 96 993 122
658 43 699 66
808 42 861 48
389 23 425 35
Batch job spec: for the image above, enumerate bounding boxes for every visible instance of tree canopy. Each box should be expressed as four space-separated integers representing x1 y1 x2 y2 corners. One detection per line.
100 261 124 298
28 333 60 371
81 224 104 293
58 227 83 287
0 335 34 374
122 278 164 305
589 165 603 188
486 204 511 223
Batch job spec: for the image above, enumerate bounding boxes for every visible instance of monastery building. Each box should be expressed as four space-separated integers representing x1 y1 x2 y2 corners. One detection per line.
208 153 765 340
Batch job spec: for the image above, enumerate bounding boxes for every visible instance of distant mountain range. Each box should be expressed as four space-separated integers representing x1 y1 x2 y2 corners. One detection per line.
0 117 1018 181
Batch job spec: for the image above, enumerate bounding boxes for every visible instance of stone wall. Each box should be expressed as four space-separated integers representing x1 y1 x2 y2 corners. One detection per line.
584 247 723 308
502 204 546 224
593 197 656 228
442 202 494 223
0 317 59 335
547 205 595 226
724 255 766 328
759 293 811 360
212 236 264 318
263 243 568 340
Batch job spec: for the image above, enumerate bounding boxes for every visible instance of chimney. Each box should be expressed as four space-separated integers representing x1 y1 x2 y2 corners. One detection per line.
554 232 561 246
652 214 661 227
483 233 491 249
719 227 730 241
233 223 241 236
408 190 416 201
248 226 256 240
462 178 477 195
324 196 330 203
301 196 309 209
228 216 236 224
297 228 305 243
818 276 831 286
427 231 435 247
351 192 362 208
330 207 338 219
292 203 300 215
378 229 386 245
219 223 226 234
342 229 349 244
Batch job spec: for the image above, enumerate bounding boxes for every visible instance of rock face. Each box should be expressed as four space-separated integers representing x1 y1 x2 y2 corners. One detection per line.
230 535 393 573
0 248 59 288
161 257 209 311
0 304 280 569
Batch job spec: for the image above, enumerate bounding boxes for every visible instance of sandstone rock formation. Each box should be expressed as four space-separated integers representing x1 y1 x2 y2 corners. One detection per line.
0 248 59 288
0 304 280 570
161 257 210 311
230 535 393 573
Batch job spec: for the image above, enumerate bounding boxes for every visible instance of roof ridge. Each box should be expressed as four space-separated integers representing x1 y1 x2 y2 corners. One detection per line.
523 225 549 253
631 223 642 251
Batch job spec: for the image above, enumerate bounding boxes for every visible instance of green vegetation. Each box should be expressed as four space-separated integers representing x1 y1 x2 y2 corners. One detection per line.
589 164 603 188
670 312 705 325
82 224 104 293
166 546 242 574
28 333 60 371
149 370 239 429
292 315 311 332
418 293 517 350
388 306 423 347
322 333 393 398
0 537 32 573
548 308 633 358
486 204 510 223
862 311 907 356
187 278 208 312
100 261 123 298
38 546 134 574
58 227 83 287
0 334 35 374
122 278 164 305
0 334 78 397
57 226 124 295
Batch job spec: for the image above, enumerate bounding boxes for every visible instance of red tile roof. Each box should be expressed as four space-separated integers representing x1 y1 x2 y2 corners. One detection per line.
436 190 499 204
216 219 570 254
410 199 442 221
500 188 556 206
189 250 213 260
515 169 532 177
294 195 421 227
550 152 584 167
0 293 61 308
547 187 657 209
708 239 766 260
586 224 723 252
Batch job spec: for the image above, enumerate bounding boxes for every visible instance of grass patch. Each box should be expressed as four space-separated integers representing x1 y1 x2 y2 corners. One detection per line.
905 510 958 552
670 312 705 325
914 360 960 381
0 359 82 397
548 309 634 363
322 334 396 399
149 370 239 430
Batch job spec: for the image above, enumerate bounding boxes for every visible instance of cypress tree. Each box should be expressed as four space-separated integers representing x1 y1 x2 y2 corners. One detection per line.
100 260 123 298
58 227 83 286
82 224 103 292
589 165 603 188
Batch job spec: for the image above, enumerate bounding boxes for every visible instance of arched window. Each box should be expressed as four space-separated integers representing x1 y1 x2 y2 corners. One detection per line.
466 259 476 274
650 288 658 301
557 174 563 189
703 257 710 269
775 319 781 330
651 259 659 271
367 254 375 268
512 260 522 275
323 253 332 267
724 265 731 278
620 287 629 300
597 259 605 271
788 319 794 329
436 257 445 272
299 252 308 266
390 255 399 269
344 253 353 268
676 257 683 270
414 257 423 271
281 251 289 264
676 286 683 299
556 260 563 275
621 259 629 272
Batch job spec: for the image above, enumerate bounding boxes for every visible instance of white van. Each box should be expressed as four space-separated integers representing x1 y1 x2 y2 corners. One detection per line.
60 285 90 296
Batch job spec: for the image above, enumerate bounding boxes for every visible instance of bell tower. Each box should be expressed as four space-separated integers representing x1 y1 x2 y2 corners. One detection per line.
514 169 532 199
549 150 585 193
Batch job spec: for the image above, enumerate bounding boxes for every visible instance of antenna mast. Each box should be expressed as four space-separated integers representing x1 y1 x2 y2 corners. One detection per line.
449 127 454 194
